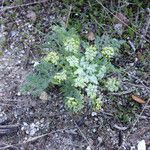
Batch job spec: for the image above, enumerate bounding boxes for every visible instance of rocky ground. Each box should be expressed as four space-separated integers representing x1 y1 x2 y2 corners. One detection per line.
0 0 150 150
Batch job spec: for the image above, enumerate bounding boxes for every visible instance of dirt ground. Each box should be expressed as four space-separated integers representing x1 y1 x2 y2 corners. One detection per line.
0 1 150 150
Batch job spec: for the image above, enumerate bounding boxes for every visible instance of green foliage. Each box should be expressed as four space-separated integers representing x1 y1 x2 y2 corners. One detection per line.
21 25 125 112
21 62 56 96
105 78 120 92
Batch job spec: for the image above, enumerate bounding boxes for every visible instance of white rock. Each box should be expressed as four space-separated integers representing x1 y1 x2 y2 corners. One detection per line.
91 112 97 117
97 137 102 144
92 129 96 133
86 146 91 150
17 92 21 96
39 91 48 102
138 140 146 150
23 122 28 126
33 61 39 67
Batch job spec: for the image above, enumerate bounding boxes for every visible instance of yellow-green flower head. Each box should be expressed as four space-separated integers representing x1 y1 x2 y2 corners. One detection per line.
66 55 79 67
101 47 115 58
66 97 83 112
64 37 80 54
85 45 97 61
53 70 67 84
66 97 78 106
92 97 102 111
44 52 59 64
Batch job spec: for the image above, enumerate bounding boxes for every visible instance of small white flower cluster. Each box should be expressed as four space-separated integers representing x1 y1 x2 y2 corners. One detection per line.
101 47 115 58
44 51 59 64
64 37 80 54
85 45 97 61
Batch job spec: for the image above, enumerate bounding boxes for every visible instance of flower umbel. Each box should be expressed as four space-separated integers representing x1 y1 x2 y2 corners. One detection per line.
92 97 102 111
64 37 80 54
66 97 84 112
44 52 59 64
101 47 115 58
52 70 67 84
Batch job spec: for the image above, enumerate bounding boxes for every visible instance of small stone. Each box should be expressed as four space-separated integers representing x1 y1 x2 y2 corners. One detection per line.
23 122 28 127
94 118 98 121
27 10 36 22
91 112 97 117
29 123 37 136
138 140 146 150
92 129 96 133
26 130 29 134
33 61 39 67
17 92 21 96
97 137 102 144
39 91 48 102
87 31 95 41
114 23 123 35
0 112 7 124
86 146 91 150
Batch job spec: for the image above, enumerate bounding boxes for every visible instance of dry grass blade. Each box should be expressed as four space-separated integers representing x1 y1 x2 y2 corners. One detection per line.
65 5 73 28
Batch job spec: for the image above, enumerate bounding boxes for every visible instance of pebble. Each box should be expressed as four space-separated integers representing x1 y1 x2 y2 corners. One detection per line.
86 146 91 150
91 112 97 117
92 129 96 133
94 118 98 121
97 137 103 144
17 92 21 96
39 91 48 102
0 111 7 124
21 120 47 136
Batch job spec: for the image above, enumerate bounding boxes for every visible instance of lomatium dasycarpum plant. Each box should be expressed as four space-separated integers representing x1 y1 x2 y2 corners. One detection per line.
21 26 125 113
